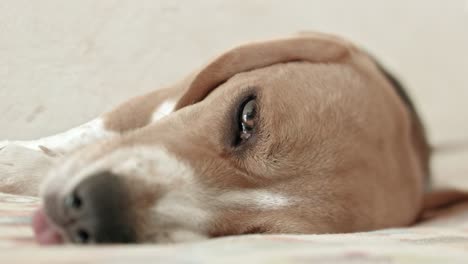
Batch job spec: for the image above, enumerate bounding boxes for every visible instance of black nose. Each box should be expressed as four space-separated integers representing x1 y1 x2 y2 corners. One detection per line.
63 171 136 244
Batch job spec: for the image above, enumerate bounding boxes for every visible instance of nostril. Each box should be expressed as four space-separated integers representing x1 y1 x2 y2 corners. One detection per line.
75 228 91 244
65 192 82 210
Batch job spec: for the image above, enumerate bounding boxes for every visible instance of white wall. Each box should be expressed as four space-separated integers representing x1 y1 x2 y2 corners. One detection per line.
1 0 467 145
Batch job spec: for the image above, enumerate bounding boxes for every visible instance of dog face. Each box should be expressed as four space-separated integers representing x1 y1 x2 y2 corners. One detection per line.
37 33 428 244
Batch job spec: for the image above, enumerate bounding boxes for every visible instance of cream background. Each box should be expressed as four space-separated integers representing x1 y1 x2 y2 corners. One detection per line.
1 1 467 179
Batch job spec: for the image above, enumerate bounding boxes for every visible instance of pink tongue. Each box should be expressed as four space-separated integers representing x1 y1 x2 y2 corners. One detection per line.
32 208 64 245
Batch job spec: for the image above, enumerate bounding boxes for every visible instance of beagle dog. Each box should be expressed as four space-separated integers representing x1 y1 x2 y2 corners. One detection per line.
0 32 439 245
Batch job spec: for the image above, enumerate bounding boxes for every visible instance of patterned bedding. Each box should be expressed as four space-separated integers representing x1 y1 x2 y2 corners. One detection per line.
2 151 468 263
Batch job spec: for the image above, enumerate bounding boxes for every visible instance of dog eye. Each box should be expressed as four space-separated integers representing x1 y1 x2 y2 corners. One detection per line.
239 98 257 141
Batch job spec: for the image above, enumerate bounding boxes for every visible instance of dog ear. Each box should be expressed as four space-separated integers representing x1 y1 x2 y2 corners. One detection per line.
175 32 352 109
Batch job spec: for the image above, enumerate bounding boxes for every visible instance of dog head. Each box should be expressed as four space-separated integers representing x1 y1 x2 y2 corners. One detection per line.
36 32 429 244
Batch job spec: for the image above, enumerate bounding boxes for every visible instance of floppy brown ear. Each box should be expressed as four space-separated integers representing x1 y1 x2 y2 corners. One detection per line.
175 32 352 109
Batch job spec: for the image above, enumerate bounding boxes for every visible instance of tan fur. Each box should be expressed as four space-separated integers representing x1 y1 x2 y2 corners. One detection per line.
104 85 180 133
41 32 432 243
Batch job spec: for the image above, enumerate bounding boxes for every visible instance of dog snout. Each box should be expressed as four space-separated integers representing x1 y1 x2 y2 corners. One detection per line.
60 171 137 244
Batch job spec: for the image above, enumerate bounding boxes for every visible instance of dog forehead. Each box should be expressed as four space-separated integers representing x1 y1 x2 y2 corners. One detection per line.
196 61 307 108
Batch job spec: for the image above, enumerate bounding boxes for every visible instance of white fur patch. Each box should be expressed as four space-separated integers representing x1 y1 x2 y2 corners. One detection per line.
3 118 115 154
152 190 212 235
51 146 193 197
151 100 175 122
218 190 295 210
111 147 194 185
